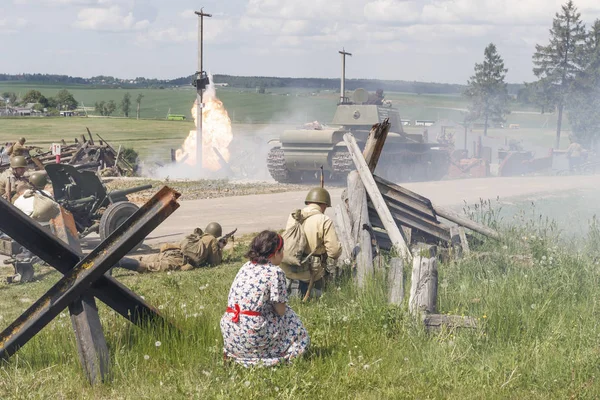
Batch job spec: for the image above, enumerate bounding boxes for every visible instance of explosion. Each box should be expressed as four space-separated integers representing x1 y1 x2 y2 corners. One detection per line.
175 79 233 171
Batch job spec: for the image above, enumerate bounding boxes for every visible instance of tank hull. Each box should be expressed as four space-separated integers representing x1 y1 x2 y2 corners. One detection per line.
267 102 451 183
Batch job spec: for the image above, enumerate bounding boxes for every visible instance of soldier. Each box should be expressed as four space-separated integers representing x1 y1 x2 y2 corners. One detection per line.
7 137 28 157
566 135 584 171
282 188 342 299
120 222 229 273
0 156 30 202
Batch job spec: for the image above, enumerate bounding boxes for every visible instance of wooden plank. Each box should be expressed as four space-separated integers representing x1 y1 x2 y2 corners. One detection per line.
344 133 411 261
388 257 404 305
362 119 391 173
432 205 500 240
422 314 478 331
374 175 437 218
368 201 451 242
408 248 438 316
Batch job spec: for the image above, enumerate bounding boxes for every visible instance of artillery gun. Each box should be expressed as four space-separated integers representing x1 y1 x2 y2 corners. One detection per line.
45 164 152 245
267 51 450 183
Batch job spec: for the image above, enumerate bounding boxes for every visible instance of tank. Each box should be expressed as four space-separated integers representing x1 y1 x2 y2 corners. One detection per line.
267 87 451 183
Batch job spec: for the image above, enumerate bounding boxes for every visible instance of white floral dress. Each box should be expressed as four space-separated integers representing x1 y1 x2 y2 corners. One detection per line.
220 261 310 367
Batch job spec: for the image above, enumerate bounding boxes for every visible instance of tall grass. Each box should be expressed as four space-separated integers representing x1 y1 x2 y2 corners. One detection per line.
2 209 600 399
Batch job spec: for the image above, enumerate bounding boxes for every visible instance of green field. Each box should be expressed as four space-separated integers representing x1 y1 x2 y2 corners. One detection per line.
2 207 600 398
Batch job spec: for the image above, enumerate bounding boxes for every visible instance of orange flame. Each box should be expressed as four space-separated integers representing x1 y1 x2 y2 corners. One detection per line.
175 83 233 171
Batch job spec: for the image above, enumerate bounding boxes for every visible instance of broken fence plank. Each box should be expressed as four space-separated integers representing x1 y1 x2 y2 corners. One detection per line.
362 119 391 173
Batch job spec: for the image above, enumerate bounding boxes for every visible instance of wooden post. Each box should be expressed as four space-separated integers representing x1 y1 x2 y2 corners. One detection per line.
50 207 110 384
449 226 462 260
347 171 372 287
334 204 354 264
458 227 470 255
344 133 411 261
388 257 404 305
408 246 438 316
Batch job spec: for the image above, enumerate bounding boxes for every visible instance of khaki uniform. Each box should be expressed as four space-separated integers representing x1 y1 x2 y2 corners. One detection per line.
0 168 29 202
135 233 222 273
7 142 27 157
566 142 584 170
284 203 342 283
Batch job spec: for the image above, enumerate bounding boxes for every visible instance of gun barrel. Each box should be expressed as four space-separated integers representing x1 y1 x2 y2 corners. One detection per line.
108 184 153 200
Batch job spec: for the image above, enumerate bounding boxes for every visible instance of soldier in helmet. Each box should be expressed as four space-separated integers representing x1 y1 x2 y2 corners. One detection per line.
0 156 30 202
119 222 231 273
282 187 342 299
7 137 28 157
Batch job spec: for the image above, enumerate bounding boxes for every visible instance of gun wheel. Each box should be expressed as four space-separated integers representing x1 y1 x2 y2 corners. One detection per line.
99 201 143 252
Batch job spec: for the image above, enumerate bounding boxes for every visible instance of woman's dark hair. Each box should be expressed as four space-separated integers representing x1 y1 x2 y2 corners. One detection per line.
245 230 284 264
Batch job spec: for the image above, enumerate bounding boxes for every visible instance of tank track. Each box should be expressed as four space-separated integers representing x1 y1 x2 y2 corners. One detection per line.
267 147 293 183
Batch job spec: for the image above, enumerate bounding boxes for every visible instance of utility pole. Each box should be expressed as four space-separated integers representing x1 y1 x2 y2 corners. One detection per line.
194 8 211 169
339 48 352 104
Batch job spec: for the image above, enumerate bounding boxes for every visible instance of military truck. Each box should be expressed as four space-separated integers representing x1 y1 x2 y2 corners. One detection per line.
266 87 450 183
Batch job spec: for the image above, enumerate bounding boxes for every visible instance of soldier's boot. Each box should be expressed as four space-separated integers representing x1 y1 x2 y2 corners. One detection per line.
116 257 142 272
287 279 302 298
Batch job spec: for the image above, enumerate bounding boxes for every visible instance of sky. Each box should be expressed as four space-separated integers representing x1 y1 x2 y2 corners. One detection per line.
2 0 600 84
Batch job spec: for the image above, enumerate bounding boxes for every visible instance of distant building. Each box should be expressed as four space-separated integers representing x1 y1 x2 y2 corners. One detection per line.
60 110 75 117
213 82 229 87
400 119 411 126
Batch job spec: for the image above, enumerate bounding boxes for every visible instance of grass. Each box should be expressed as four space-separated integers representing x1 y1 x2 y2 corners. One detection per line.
2 205 600 399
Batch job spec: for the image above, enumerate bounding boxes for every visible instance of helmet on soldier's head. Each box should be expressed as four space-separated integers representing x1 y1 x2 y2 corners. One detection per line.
305 187 331 207
29 172 47 189
18 137 26 144
205 222 222 237
10 156 27 168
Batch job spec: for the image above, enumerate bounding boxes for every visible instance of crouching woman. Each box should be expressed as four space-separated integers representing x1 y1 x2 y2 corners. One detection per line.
220 230 310 367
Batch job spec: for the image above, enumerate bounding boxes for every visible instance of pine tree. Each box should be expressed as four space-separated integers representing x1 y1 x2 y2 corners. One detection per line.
568 20 600 148
464 43 510 136
532 0 587 148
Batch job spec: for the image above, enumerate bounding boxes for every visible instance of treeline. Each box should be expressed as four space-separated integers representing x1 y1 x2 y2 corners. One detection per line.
0 72 482 95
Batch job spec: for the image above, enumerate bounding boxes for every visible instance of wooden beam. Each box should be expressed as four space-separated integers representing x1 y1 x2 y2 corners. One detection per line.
362 119 391 173
344 133 411 260
433 205 500 240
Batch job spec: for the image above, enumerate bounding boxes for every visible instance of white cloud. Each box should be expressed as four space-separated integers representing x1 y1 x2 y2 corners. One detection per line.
0 17 27 34
74 5 149 31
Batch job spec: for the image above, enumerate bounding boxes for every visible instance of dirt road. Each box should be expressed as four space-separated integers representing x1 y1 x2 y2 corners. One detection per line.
112 174 599 246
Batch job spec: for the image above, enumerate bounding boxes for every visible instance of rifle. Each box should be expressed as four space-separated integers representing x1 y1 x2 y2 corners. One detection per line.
218 228 238 246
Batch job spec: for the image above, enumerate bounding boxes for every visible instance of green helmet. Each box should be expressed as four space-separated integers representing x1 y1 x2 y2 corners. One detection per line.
29 172 47 189
305 187 331 207
205 222 222 237
10 156 27 168
18 137 26 144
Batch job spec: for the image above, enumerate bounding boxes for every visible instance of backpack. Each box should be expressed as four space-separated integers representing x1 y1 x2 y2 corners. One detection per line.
29 190 60 222
179 228 209 267
280 209 319 276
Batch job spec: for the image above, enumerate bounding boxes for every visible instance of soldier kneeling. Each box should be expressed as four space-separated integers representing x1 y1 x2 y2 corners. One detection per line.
120 222 230 273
